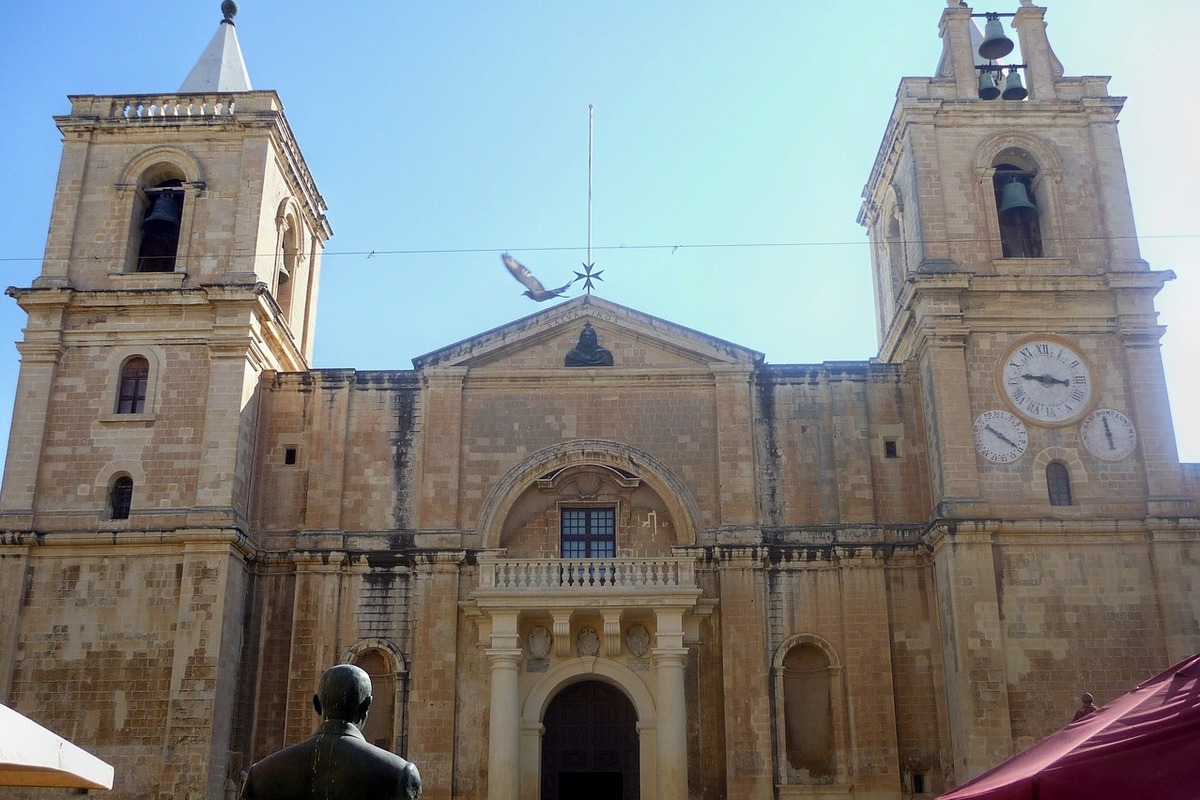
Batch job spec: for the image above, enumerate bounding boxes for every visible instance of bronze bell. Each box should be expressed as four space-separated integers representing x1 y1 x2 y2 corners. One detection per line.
1001 69 1028 101
142 191 181 237
997 179 1038 225
979 16 1015 60
978 68 1001 101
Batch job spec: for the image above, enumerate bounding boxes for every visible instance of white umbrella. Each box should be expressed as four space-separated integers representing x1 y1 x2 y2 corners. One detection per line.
0 704 114 790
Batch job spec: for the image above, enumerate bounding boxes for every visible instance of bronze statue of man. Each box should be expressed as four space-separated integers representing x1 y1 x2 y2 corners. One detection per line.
241 664 422 799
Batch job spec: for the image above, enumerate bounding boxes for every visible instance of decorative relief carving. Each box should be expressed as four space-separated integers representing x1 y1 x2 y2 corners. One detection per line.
625 658 651 673
574 473 601 499
626 623 650 657
577 626 600 657
528 626 552 659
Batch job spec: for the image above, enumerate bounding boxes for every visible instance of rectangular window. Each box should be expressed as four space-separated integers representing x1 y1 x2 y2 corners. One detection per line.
560 507 615 559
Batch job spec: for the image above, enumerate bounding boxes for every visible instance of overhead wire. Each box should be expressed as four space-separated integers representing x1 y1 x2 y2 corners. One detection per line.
0 232 1196 267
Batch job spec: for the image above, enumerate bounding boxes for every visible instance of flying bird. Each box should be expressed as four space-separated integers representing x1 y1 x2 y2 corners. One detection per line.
501 253 576 301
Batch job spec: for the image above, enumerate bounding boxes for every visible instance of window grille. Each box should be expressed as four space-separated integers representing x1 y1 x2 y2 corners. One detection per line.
560 507 615 559
1046 461 1073 506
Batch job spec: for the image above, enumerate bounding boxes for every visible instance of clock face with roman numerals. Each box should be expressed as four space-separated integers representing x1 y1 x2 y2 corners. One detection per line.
999 338 1093 424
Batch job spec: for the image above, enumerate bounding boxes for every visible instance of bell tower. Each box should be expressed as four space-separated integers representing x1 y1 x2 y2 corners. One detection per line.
1 1 329 523
0 4 330 794
860 0 1197 783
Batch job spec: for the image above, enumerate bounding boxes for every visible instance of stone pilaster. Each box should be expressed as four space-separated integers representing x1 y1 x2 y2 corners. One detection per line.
416 368 467 529
929 524 1014 781
712 365 757 525
406 551 464 800
716 547 772 799
284 552 348 742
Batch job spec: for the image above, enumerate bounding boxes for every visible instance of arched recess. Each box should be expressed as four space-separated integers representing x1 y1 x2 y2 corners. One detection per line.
972 132 1066 260
520 658 658 800
120 147 204 274
342 639 409 754
475 439 704 551
771 634 850 790
870 184 908 340
1033 447 1092 505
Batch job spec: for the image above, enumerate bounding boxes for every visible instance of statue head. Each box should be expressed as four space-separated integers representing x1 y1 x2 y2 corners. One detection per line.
312 664 373 727
579 323 597 348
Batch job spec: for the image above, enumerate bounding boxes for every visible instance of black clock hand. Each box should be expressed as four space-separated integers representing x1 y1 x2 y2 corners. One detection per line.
985 424 1017 448
1102 416 1114 450
1020 373 1070 387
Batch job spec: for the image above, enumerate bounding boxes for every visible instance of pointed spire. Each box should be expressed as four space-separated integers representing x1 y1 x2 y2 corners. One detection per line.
179 1 253 93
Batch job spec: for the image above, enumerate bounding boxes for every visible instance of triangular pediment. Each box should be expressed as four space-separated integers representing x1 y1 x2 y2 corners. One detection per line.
412 295 763 370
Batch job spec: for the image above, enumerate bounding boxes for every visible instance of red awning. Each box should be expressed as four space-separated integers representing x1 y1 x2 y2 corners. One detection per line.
939 652 1200 800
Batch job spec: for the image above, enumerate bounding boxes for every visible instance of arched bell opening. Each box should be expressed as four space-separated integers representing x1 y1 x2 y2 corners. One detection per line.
540 680 640 800
277 217 299 324
135 177 185 272
991 149 1043 259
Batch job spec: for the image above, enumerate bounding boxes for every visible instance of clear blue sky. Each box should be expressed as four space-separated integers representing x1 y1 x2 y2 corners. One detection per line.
2 2 1197 463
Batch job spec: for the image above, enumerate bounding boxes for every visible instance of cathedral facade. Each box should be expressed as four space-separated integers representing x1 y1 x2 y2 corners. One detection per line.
1 4 1197 799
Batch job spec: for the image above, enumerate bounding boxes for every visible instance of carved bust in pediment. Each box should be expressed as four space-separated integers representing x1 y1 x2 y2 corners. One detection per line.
565 323 613 367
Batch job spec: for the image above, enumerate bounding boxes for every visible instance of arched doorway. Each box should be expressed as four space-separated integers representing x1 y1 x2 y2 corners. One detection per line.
541 681 639 800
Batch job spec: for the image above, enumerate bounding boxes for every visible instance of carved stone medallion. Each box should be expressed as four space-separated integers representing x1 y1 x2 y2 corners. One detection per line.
625 623 650 657
528 625 552 659
577 626 601 656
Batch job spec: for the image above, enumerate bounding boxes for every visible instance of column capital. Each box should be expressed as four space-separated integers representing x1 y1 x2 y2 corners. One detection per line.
485 648 523 668
651 647 689 668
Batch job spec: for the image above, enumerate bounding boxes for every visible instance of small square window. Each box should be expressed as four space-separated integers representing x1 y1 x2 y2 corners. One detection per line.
284 447 297 466
884 439 899 459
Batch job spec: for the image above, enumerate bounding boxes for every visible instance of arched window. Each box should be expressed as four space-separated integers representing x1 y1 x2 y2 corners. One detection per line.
992 155 1042 258
782 643 835 782
1046 461 1073 506
110 476 133 520
352 649 396 750
116 356 150 414
135 178 184 272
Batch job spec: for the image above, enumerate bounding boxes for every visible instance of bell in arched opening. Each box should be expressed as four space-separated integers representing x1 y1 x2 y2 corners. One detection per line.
997 178 1038 227
993 165 1043 259
142 191 182 238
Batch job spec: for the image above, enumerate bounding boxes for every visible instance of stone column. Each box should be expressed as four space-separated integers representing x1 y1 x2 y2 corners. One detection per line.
653 647 689 800
486 648 523 800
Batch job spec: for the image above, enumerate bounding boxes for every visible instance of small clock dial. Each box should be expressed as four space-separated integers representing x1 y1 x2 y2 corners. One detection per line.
1080 408 1136 461
973 410 1029 463
1000 338 1093 424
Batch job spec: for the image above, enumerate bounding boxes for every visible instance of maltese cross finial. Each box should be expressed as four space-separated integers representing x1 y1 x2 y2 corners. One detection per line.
574 261 604 295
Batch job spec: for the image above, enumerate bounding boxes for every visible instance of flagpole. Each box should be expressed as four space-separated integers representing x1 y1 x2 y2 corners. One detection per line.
587 103 594 271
